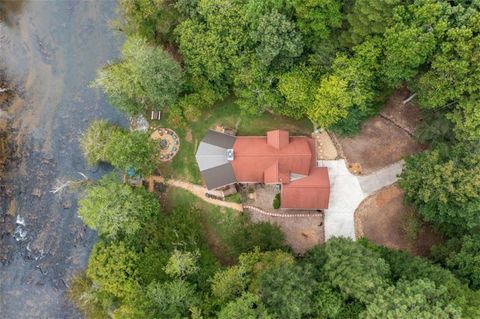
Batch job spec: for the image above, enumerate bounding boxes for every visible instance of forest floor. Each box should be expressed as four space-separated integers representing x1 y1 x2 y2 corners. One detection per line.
334 88 426 175
355 184 442 256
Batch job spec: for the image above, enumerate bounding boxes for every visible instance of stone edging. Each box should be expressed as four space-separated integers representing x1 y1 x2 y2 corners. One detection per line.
326 130 345 160
243 205 323 218
378 113 415 137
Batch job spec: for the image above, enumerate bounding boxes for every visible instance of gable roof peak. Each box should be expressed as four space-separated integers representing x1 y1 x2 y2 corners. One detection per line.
267 129 289 150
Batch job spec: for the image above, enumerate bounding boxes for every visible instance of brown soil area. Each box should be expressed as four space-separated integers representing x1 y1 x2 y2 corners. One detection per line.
249 211 324 254
355 184 442 256
335 89 426 174
381 87 423 134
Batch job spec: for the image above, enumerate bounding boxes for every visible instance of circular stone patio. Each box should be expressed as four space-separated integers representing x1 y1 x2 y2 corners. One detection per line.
150 128 180 162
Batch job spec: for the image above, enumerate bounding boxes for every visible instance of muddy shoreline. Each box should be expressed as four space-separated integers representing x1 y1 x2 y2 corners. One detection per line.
0 1 126 318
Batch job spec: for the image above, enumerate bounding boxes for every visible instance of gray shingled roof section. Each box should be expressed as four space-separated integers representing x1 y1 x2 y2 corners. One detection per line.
202 130 236 149
195 142 230 171
195 130 238 189
201 163 237 190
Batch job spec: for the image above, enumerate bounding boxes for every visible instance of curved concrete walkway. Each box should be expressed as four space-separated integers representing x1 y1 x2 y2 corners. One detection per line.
317 159 404 240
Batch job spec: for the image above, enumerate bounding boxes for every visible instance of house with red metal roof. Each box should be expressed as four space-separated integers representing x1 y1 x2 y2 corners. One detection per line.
195 129 330 209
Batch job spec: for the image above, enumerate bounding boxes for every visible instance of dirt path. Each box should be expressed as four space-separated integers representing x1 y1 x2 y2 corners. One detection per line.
0 2 125 318
166 179 244 211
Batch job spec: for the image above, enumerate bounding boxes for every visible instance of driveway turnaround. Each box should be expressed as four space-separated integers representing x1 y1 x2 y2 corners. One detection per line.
318 160 403 240
357 161 404 194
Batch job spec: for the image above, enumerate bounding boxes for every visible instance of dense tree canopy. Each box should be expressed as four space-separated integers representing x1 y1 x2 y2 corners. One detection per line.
114 0 181 43
217 293 271 319
93 36 183 115
445 235 480 290
342 0 402 46
323 238 391 303
399 145 480 233
289 0 342 49
260 264 315 319
433 235 480 290
78 175 159 239
87 241 140 299
81 120 157 175
100 0 480 137
75 0 480 318
362 279 461 319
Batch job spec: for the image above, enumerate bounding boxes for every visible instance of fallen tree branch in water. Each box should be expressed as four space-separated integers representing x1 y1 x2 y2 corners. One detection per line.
50 172 91 195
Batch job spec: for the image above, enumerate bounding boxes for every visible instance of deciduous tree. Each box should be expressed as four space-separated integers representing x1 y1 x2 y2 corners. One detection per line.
343 0 402 46
93 36 183 115
259 264 315 319
115 0 181 43
252 10 303 68
446 235 480 289
81 121 158 175
218 293 272 319
277 66 316 119
399 145 480 232
380 0 450 88
415 8 480 109
143 280 199 318
87 241 140 299
307 75 352 128
78 176 159 239
362 279 461 319
289 0 342 48
323 237 390 303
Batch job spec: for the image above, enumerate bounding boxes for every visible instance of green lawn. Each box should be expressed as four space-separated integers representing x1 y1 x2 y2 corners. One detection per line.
156 98 313 183
165 187 244 265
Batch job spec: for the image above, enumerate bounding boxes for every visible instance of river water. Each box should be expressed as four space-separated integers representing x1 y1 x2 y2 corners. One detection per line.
0 1 125 317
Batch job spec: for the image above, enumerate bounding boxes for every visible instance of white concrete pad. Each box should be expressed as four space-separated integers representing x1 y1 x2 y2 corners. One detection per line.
321 160 365 240
357 160 404 194
318 159 404 241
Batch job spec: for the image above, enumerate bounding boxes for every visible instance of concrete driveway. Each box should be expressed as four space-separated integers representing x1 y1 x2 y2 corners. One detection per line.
318 160 404 240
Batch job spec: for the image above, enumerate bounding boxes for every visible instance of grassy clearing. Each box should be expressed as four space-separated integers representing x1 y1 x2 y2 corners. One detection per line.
165 186 243 265
156 98 313 183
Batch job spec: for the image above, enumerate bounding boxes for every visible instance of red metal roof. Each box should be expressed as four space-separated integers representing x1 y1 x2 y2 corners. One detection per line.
232 135 311 182
281 167 330 209
264 161 279 184
231 130 330 209
267 129 290 149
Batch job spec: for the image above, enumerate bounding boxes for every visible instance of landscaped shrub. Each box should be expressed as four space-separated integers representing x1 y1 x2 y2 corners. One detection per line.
225 193 242 204
273 193 281 209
